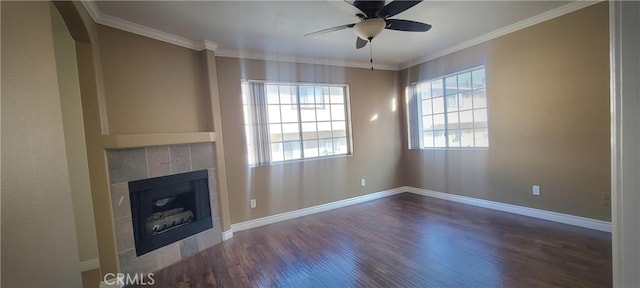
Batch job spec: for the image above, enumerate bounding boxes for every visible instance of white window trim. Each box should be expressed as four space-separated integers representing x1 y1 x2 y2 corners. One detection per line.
242 80 355 167
409 65 489 150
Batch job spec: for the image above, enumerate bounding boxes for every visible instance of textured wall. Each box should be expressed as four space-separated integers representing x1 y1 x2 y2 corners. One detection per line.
1 2 82 286
97 25 213 134
400 3 610 221
51 5 99 264
215 57 404 224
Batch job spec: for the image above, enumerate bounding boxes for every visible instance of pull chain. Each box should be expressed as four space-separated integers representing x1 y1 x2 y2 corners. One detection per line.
369 39 374 71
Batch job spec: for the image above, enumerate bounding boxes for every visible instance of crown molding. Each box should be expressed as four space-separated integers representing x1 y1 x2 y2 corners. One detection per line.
80 0 599 71
195 40 219 51
399 0 603 70
79 0 217 51
215 49 400 71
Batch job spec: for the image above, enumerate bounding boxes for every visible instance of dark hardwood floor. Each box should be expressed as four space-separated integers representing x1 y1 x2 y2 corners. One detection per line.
140 193 611 287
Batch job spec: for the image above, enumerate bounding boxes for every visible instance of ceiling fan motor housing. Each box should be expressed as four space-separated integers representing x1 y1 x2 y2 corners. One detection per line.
354 18 386 41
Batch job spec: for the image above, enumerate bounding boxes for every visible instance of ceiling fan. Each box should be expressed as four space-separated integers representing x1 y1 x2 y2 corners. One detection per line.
304 0 432 50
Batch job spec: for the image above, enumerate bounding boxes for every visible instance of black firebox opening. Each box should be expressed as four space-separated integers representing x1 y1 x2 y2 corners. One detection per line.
129 170 212 256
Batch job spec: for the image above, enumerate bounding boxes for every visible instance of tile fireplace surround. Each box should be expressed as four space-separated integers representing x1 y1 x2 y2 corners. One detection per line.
107 142 222 275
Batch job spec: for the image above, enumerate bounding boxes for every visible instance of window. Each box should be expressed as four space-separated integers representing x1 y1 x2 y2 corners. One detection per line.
242 81 352 166
406 66 488 148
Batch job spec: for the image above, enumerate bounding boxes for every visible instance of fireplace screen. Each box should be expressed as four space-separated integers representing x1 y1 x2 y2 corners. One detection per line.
129 170 212 256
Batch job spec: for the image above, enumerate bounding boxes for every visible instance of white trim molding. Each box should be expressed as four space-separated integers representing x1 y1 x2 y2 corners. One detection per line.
80 0 601 72
222 230 234 241
404 186 612 232
79 1 217 51
610 1 640 286
215 49 398 71
399 0 603 70
80 258 100 272
230 187 405 232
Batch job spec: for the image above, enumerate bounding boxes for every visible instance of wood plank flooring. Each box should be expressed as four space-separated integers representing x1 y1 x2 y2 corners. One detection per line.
136 193 611 287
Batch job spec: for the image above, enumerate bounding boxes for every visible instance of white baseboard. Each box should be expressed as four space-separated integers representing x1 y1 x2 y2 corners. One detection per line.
404 186 612 232
230 187 405 233
222 229 233 240
80 258 100 272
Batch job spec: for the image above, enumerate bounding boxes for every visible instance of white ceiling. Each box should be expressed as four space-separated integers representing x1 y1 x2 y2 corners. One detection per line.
93 1 578 69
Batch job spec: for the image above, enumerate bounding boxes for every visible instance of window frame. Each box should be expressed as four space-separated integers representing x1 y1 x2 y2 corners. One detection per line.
242 80 354 166
410 65 489 150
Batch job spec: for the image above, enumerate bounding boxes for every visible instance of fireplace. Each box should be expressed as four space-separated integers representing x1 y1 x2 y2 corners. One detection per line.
129 169 213 256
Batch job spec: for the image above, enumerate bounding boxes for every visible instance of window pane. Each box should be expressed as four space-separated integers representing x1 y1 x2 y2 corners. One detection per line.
316 106 331 121
283 141 302 160
282 123 300 140
422 99 433 115
459 110 473 129
279 86 296 104
299 86 315 104
314 86 327 106
269 124 282 142
474 128 489 147
301 122 317 139
461 129 474 147
472 69 486 88
433 114 445 130
445 76 457 95
268 105 281 123
318 139 334 156
330 104 346 120
446 94 458 112
447 112 459 130
329 87 344 103
332 121 346 137
459 92 473 110
458 72 472 92
281 105 298 123
300 108 316 122
271 142 284 162
422 115 434 130
432 97 445 114
423 131 435 148
418 82 431 99
448 129 461 147
473 108 488 127
434 130 446 147
333 138 348 154
317 121 332 139
303 140 319 158
473 89 487 108
431 79 444 97
267 85 280 104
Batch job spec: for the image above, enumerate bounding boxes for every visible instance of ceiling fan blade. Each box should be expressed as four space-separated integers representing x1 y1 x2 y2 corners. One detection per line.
377 1 422 18
385 19 432 32
304 23 356 37
349 0 385 18
356 37 368 49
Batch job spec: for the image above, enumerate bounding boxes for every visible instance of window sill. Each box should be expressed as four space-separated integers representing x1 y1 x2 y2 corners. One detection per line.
250 153 353 168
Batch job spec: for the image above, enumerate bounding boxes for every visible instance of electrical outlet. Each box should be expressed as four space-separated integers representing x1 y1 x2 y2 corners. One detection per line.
603 193 611 206
360 178 366 187
250 199 256 209
532 185 540 196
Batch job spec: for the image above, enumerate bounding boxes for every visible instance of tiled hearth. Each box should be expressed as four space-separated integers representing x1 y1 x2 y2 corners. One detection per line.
107 143 222 274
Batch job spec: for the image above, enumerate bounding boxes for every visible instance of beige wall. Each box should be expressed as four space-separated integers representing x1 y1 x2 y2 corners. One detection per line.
1 2 82 286
52 5 99 264
215 57 403 223
97 25 213 134
400 3 610 221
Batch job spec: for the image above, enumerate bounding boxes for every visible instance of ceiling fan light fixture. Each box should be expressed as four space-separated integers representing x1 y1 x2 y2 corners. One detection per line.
354 18 386 41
